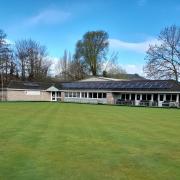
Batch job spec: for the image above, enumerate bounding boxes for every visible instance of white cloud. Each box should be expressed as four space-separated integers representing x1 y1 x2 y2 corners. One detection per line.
109 38 160 53
27 9 71 26
122 64 144 75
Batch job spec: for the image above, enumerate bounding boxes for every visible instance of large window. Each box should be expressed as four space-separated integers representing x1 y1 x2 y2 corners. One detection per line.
160 94 164 101
153 94 158 101
131 94 135 100
121 94 125 100
137 94 140 100
126 94 129 100
103 93 107 98
166 94 171 101
93 93 97 98
65 92 68 97
142 94 146 100
88 92 106 99
98 93 102 98
69 92 72 97
77 92 80 98
73 92 76 97
147 94 151 101
65 92 81 98
172 94 177 102
65 92 107 99
82 92 87 98
89 93 92 98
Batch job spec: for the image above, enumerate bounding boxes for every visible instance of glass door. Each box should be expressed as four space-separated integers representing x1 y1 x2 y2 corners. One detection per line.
51 92 56 101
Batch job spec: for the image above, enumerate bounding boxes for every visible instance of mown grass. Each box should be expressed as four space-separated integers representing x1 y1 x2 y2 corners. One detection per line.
0 102 180 180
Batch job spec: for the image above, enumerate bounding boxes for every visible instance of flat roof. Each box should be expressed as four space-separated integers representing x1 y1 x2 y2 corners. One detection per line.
62 80 180 92
5 80 180 92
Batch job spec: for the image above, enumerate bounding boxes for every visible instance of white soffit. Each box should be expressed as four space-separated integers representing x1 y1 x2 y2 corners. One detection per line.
46 86 60 92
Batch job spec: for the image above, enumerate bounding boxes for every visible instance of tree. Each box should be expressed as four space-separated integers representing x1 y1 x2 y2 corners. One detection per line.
68 59 86 80
56 50 70 80
105 65 127 78
55 50 86 81
0 29 13 83
15 39 52 81
144 25 180 82
103 52 126 78
74 30 109 76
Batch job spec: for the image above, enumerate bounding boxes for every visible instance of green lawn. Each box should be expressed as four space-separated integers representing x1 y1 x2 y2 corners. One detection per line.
0 102 180 180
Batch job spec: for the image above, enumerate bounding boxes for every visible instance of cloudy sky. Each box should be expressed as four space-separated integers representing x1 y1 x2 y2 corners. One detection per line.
0 0 180 74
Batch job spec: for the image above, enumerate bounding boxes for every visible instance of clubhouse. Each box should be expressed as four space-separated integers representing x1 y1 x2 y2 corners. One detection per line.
1 77 180 108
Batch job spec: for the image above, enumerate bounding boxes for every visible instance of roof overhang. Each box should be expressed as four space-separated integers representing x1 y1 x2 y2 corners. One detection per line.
46 86 60 92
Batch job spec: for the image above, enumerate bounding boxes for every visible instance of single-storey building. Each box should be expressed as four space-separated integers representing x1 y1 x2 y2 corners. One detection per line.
1 78 180 107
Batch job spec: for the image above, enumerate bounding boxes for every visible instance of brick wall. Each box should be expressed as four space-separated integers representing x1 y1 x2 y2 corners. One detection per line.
107 92 115 104
61 92 65 101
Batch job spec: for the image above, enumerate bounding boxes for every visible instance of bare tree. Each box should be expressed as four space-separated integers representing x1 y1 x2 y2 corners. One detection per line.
103 52 126 78
55 50 85 81
144 25 180 82
15 40 28 80
56 50 71 80
68 59 86 80
0 29 13 83
56 50 70 80
15 39 52 81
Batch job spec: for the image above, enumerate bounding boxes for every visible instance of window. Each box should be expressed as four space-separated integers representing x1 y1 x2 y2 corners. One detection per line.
147 94 151 101
131 94 135 100
69 92 72 97
87 92 106 98
166 94 171 101
93 93 97 98
142 94 146 100
98 93 102 98
89 93 92 98
153 94 158 101
73 92 76 97
65 92 68 97
82 92 87 98
160 94 164 101
81 92 85 98
172 94 176 101
103 93 106 98
121 94 125 100
126 94 129 100
77 92 80 98
137 94 140 100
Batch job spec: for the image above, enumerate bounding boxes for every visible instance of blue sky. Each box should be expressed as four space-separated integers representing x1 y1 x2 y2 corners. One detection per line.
0 0 180 74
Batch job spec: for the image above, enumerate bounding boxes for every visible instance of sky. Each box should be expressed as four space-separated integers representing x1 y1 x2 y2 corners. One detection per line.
0 0 180 75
